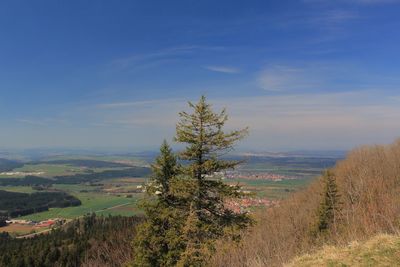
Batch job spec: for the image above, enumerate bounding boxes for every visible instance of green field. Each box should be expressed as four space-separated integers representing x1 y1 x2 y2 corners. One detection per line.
0 186 38 193
0 164 86 178
40 155 149 167
227 178 314 199
19 190 142 221
0 154 336 224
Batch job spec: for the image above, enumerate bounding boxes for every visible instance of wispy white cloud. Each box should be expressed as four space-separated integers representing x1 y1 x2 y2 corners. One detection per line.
277 9 359 29
17 119 48 126
76 90 400 149
204 66 241 74
9 91 400 150
257 65 326 91
110 45 225 72
16 118 68 126
255 61 395 92
304 0 399 4
273 9 360 43
310 10 359 26
96 98 184 109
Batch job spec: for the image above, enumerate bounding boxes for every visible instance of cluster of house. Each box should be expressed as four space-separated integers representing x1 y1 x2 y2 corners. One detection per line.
224 171 294 181
0 171 45 176
225 198 279 214
5 218 65 228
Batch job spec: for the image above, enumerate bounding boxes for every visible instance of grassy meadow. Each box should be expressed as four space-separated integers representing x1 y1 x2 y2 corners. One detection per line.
19 191 142 221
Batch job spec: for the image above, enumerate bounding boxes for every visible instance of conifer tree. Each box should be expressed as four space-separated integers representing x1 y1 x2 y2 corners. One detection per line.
317 170 342 233
174 95 252 266
148 140 180 202
133 141 185 267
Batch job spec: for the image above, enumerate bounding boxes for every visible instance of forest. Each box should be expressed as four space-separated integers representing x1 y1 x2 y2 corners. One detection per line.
27 159 133 168
0 214 142 267
0 159 24 172
0 166 151 186
0 190 81 217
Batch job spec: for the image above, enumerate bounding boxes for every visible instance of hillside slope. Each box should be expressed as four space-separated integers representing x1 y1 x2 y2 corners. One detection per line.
211 139 400 267
286 234 400 267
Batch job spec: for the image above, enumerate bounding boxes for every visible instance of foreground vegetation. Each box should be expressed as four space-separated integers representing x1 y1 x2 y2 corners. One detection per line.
286 234 400 267
211 139 400 266
133 96 252 266
0 214 142 267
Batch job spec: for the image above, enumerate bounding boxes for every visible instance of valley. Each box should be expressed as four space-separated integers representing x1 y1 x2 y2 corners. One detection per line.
0 151 342 237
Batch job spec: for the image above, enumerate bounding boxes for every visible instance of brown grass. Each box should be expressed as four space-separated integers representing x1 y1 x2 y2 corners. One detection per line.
210 138 400 267
286 234 400 267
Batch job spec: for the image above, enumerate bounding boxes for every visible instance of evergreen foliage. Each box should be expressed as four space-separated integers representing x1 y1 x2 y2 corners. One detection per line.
174 96 252 266
317 170 342 232
133 96 252 266
0 214 142 267
133 141 187 267
0 216 6 227
0 190 81 217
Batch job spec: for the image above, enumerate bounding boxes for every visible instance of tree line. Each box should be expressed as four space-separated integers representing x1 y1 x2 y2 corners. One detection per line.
0 214 142 267
0 190 81 218
0 166 151 186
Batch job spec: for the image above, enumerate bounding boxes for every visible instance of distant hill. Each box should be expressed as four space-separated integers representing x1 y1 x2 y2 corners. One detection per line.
28 159 134 168
0 166 151 186
0 159 23 172
234 150 347 159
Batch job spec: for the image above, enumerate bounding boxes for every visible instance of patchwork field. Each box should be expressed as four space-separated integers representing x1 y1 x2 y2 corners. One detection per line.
0 153 341 232
226 178 315 199
19 185 144 221
0 223 51 237
0 186 38 193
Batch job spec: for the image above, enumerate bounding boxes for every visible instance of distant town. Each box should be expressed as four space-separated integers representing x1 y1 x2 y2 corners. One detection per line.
224 170 296 181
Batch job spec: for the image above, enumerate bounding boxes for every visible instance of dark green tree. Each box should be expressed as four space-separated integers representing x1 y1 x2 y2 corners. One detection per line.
174 95 252 266
0 216 7 227
133 141 186 267
148 140 179 202
317 170 342 233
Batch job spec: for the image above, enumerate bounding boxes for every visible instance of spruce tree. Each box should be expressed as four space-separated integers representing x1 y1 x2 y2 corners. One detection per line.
133 141 185 267
148 140 180 203
175 95 252 266
317 170 342 233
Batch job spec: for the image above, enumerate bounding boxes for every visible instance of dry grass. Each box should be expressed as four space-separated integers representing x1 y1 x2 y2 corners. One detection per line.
210 138 400 267
1 224 37 234
286 234 400 267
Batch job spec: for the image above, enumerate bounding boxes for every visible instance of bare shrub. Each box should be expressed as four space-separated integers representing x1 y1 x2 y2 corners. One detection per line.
211 138 400 267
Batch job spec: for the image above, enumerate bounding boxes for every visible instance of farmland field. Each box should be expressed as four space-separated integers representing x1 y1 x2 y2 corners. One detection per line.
0 186 38 193
0 223 49 237
19 191 142 221
0 152 342 229
226 178 314 199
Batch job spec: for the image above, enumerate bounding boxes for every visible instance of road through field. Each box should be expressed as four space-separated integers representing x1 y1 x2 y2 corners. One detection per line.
16 202 133 239
94 202 131 212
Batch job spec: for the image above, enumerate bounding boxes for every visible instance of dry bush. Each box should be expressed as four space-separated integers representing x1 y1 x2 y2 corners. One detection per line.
82 234 134 267
210 138 400 267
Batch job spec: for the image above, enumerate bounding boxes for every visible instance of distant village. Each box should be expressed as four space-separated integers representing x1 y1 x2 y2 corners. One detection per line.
225 198 279 214
223 170 296 181
2 218 67 237
6 218 65 227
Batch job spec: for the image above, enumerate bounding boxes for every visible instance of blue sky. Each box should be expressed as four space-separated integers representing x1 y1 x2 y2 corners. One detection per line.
1 0 400 150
